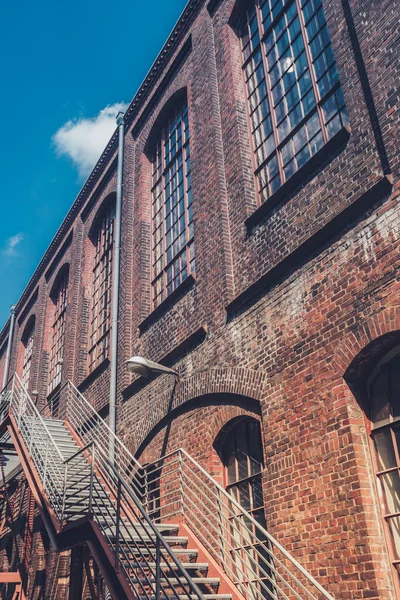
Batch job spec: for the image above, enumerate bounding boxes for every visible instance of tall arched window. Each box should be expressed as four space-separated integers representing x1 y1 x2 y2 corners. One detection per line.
21 317 35 390
367 349 400 582
48 269 68 394
151 101 194 308
222 418 266 528
219 418 270 599
89 202 115 372
240 0 349 204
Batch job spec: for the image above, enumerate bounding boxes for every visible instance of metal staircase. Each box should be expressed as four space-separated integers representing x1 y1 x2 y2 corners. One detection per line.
0 375 336 600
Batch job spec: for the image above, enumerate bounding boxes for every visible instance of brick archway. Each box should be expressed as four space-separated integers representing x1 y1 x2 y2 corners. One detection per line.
130 367 268 456
173 366 267 409
332 307 400 378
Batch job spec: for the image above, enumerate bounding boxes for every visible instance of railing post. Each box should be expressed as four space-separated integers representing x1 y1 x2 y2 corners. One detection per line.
156 536 161 600
61 462 67 523
178 451 184 518
115 478 121 571
10 375 15 412
88 444 95 514
144 464 149 512
29 413 36 454
216 486 226 570
43 441 49 491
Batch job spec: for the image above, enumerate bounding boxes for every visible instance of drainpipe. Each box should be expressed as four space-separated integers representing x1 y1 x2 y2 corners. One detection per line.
2 305 16 390
109 111 125 455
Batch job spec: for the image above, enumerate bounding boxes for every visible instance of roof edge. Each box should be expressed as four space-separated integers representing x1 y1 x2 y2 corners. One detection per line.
0 0 204 340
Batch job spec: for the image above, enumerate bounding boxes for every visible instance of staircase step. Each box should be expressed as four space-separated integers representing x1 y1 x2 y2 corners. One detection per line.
46 433 75 441
97 518 180 536
125 575 219 586
166 549 199 561
103 531 189 547
125 577 220 593
138 593 232 600
134 562 209 573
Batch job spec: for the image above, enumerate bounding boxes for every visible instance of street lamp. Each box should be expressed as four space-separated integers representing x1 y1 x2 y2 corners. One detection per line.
126 356 179 380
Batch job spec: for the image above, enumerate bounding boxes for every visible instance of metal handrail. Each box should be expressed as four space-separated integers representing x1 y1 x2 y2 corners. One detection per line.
45 381 145 499
2 374 336 600
57 382 336 600
2 375 204 600
179 449 332 598
7 373 64 463
143 448 336 600
59 438 204 600
1 375 67 520
97 442 205 600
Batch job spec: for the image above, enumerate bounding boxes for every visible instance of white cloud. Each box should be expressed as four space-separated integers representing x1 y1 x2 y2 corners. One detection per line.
52 102 128 178
1 233 24 257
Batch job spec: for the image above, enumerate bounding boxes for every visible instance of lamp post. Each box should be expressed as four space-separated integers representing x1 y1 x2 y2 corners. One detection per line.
126 356 179 380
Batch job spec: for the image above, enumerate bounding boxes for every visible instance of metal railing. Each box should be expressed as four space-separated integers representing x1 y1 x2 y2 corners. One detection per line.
143 450 335 600
46 381 145 500
1 374 66 519
0 375 336 600
0 374 205 600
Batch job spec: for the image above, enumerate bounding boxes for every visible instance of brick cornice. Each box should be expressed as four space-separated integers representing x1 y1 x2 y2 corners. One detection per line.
0 0 205 338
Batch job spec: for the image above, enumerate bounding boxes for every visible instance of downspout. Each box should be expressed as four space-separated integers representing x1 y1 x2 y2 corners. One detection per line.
109 111 125 454
2 304 16 390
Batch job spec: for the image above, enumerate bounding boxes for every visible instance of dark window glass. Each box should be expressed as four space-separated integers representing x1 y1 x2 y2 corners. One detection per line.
22 324 35 390
368 353 400 575
221 419 273 599
152 103 194 308
89 204 115 372
241 0 349 204
48 272 68 394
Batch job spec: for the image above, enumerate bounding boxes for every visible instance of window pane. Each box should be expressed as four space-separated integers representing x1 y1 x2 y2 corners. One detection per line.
388 517 400 559
374 430 397 471
152 103 194 307
381 471 400 514
370 369 391 426
89 205 114 373
48 272 68 393
391 361 400 418
242 0 347 204
252 476 264 508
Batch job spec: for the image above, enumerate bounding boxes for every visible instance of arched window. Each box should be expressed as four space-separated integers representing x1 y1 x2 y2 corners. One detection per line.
89 201 115 372
221 418 266 528
219 418 271 599
48 268 68 394
367 349 400 579
21 317 35 390
240 0 349 204
151 100 194 308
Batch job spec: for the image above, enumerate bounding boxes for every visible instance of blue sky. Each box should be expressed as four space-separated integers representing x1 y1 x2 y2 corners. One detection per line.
0 0 188 327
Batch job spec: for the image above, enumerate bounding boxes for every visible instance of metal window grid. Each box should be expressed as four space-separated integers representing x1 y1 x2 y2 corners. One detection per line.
48 272 68 394
368 354 400 582
88 205 115 373
223 419 272 598
151 103 194 308
241 0 349 204
22 326 35 390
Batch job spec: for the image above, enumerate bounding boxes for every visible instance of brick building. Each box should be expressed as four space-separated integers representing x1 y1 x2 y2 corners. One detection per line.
0 0 399 598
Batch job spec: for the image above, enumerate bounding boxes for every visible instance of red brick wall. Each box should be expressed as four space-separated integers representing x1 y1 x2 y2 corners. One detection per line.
0 0 399 597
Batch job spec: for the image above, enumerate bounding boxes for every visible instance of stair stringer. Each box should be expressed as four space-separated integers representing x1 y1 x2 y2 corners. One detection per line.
179 523 245 600
4 414 137 600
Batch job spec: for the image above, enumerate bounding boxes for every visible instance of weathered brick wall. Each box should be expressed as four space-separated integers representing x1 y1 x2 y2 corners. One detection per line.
0 0 398 597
